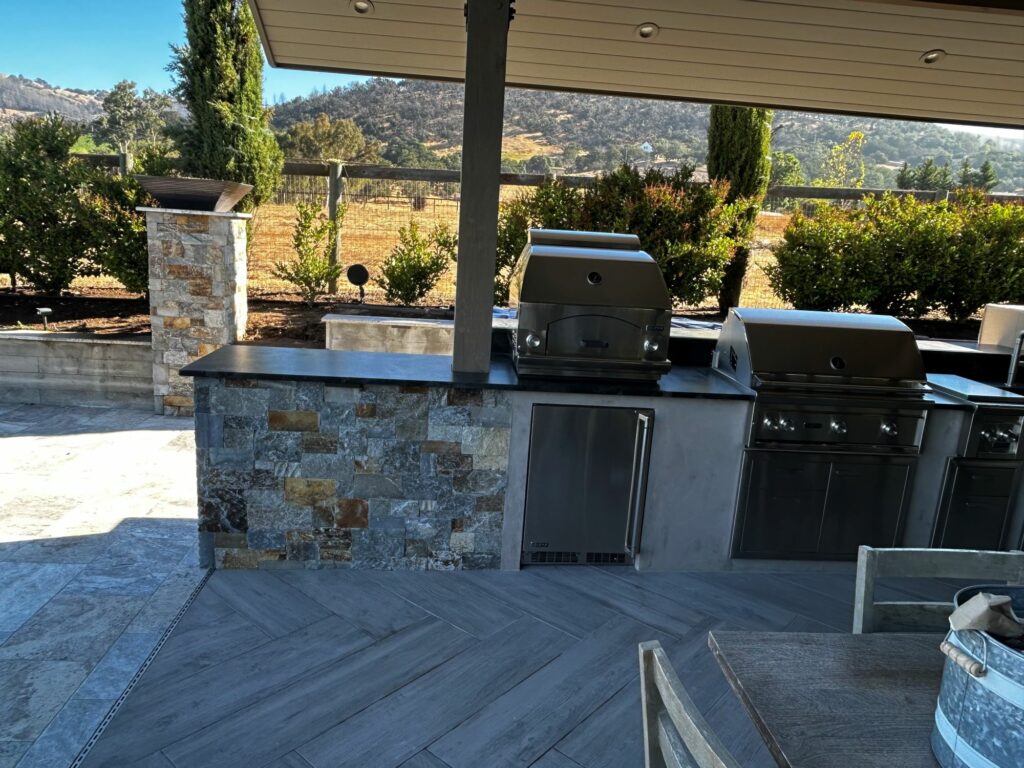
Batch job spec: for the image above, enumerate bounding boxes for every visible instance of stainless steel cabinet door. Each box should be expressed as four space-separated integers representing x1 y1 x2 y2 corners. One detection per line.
932 461 1019 550
521 405 653 564
819 458 913 556
735 452 831 557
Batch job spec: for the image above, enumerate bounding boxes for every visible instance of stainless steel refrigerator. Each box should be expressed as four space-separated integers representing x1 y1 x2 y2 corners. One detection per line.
521 404 654 565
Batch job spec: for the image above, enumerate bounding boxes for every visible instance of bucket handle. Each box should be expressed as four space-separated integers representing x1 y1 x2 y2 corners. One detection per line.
940 630 987 678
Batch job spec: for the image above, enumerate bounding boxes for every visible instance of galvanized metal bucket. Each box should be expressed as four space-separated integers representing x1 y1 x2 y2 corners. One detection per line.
931 585 1024 768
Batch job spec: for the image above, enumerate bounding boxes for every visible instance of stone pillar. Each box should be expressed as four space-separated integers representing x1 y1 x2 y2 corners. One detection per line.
139 207 251 416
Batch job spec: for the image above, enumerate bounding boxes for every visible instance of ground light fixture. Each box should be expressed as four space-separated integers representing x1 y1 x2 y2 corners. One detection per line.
36 307 53 330
635 22 660 40
920 49 946 65
351 0 374 15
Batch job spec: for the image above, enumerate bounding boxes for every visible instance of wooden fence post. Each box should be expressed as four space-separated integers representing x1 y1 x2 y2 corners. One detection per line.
327 161 344 294
118 151 134 176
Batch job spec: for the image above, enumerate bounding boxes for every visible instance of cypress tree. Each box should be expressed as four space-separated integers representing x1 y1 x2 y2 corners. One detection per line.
170 0 282 210
706 105 773 313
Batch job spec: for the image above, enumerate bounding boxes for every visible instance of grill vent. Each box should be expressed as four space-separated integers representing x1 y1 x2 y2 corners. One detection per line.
586 552 627 564
529 551 579 564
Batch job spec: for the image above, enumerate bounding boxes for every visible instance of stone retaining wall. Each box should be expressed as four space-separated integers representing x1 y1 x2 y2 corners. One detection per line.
0 333 152 409
194 376 512 570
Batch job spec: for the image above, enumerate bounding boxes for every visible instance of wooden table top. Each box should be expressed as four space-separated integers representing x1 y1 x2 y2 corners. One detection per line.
709 631 945 768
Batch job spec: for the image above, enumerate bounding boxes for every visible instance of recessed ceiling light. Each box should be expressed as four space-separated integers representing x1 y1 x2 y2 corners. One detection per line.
351 0 374 14
635 22 660 40
920 49 946 65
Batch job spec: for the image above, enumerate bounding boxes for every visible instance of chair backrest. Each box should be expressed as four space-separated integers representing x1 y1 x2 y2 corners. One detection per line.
852 545 1024 634
638 641 741 768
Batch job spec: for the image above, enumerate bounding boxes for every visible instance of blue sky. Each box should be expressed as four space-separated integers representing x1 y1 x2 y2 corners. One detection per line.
0 0 365 100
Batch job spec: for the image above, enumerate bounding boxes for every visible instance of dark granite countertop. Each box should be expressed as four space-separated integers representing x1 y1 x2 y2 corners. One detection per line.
180 345 755 400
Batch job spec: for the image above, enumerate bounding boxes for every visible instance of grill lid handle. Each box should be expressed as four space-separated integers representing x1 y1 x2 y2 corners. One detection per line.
528 228 641 251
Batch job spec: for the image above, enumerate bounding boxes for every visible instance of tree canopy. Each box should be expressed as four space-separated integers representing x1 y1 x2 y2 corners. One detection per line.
170 0 282 209
278 113 381 163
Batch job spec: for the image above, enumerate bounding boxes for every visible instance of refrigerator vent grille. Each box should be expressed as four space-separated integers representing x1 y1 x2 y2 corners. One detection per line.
586 552 627 564
529 551 579 564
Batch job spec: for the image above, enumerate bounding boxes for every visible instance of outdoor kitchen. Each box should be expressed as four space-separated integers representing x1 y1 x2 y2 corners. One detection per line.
182 228 1024 571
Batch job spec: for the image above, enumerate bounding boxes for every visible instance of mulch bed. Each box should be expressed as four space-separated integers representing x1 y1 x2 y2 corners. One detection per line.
0 289 982 345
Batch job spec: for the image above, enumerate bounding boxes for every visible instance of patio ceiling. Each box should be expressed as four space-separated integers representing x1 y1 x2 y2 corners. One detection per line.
249 0 1024 128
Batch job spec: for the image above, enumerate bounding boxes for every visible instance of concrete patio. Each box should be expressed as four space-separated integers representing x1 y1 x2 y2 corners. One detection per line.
0 404 204 768
79 565 960 768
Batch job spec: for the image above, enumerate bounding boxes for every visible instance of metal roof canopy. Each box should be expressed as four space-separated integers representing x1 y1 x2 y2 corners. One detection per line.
250 0 1024 129
248 0 1024 374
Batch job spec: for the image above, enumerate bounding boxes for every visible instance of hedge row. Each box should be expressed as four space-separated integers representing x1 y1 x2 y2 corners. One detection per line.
768 192 1024 321
0 114 150 294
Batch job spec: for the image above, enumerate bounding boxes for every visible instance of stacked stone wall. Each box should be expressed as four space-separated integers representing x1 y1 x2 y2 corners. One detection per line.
194 377 512 570
144 209 249 416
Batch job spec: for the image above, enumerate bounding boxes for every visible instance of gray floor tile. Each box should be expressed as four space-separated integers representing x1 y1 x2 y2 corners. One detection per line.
0 593 145 666
0 563 85 633
0 660 90 741
61 562 171 598
126 567 207 633
0 741 31 768
74 631 162 700
2 534 111 564
15 697 112 768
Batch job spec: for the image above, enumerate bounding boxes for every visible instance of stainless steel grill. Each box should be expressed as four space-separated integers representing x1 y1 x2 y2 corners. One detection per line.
510 229 671 381
712 308 931 560
925 374 1024 551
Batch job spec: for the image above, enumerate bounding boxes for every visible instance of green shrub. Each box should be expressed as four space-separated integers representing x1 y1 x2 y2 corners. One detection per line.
767 205 858 311
850 194 935 317
492 165 741 307
376 221 457 305
80 174 151 294
768 192 1024 321
272 202 342 306
0 114 93 294
918 192 1024 322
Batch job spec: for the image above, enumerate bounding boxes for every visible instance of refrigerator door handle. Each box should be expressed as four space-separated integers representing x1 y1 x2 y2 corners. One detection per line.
625 412 652 557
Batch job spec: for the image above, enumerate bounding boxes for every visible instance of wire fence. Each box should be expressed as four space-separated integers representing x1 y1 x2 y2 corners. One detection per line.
70 155 1022 311
250 164 790 310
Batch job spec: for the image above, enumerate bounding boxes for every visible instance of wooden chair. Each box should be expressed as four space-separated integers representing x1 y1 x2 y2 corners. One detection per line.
639 641 741 768
852 545 1024 634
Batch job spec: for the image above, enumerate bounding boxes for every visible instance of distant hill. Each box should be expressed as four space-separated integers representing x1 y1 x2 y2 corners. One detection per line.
0 74 104 125
272 78 1024 192
3 72 1021 192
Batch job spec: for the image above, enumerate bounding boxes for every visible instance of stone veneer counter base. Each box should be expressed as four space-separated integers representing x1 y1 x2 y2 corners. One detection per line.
183 348 755 572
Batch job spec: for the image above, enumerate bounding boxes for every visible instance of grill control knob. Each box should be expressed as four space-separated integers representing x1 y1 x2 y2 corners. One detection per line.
525 333 542 350
881 420 899 438
778 416 796 433
643 339 660 354
830 419 848 436
762 415 777 431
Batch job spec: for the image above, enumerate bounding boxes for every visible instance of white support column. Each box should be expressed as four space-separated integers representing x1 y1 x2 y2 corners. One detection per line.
452 0 511 374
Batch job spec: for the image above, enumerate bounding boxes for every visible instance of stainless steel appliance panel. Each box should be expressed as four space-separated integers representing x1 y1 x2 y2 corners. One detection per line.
735 450 913 560
511 229 672 381
521 405 654 565
931 460 1020 550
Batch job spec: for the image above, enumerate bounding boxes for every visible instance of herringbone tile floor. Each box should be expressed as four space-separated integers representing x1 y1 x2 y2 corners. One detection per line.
79 566 959 768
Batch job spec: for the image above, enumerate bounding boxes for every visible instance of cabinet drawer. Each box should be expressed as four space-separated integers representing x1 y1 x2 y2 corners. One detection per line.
949 464 1017 498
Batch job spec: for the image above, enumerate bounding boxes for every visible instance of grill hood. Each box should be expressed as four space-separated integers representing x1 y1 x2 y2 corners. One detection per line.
511 230 671 310
714 308 926 387
511 229 672 381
